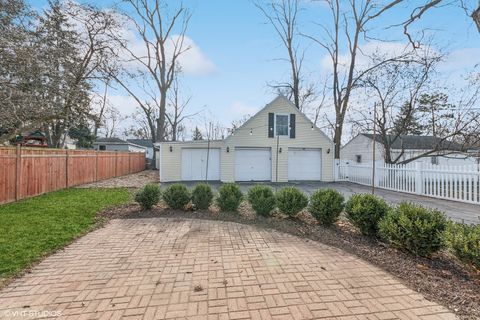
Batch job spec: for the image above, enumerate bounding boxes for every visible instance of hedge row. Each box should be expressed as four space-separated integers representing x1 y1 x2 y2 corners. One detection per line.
135 183 479 269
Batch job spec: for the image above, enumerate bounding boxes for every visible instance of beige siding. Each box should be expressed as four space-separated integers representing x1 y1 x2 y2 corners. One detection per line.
158 140 225 182
158 96 335 182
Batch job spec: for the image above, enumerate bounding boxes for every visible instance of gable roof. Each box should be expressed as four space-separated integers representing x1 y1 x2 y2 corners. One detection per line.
94 137 126 144
224 95 333 144
127 139 154 148
361 134 463 151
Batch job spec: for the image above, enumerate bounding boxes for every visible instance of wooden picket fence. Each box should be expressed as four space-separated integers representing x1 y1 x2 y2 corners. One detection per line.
0 146 145 204
336 160 480 204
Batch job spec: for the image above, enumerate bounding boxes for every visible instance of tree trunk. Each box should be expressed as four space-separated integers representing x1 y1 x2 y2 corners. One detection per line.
156 89 167 142
334 120 343 159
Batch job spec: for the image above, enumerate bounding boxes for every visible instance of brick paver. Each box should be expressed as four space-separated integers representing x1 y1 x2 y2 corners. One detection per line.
0 218 456 319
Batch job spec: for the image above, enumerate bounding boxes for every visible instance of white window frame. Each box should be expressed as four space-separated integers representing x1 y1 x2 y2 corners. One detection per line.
274 113 290 137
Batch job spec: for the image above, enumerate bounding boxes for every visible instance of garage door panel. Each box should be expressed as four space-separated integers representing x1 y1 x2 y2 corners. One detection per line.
235 148 271 181
181 148 220 181
288 148 321 181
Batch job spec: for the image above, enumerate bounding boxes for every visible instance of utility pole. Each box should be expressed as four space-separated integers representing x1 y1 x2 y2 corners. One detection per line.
372 102 377 195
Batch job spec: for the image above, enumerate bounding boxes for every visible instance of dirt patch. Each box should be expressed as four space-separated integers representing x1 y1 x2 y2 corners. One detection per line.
77 170 158 189
99 201 480 319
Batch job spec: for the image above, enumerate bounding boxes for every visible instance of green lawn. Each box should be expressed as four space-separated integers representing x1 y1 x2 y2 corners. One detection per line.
0 188 131 278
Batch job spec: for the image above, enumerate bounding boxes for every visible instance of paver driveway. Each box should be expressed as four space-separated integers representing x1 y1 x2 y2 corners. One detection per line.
0 218 456 320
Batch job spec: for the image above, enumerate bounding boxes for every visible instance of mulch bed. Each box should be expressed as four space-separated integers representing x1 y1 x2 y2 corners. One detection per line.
100 202 480 319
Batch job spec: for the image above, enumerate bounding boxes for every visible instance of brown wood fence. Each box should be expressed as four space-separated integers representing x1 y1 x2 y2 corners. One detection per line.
0 146 145 204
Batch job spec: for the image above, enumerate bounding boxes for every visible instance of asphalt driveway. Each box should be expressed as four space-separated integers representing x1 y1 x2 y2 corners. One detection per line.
163 181 480 225
0 218 455 319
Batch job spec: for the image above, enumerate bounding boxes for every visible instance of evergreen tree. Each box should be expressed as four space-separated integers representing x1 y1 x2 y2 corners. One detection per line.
392 101 423 135
417 93 454 136
192 126 203 140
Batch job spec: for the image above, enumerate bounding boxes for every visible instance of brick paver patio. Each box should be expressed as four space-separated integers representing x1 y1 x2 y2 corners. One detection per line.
0 218 456 319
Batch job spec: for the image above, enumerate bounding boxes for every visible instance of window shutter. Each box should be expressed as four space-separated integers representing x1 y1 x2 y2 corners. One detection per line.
268 113 274 138
289 114 296 138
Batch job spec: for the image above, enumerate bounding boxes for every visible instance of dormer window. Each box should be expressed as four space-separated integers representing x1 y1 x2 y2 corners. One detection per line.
275 114 289 136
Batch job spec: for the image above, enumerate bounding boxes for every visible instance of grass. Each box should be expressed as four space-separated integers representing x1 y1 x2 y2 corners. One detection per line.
0 188 131 278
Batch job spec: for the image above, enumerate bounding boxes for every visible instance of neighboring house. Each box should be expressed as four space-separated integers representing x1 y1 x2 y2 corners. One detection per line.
156 95 335 182
341 133 477 166
126 139 156 160
93 137 146 153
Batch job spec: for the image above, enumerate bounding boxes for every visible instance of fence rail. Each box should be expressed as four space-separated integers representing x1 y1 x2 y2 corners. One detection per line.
336 161 480 204
0 146 145 204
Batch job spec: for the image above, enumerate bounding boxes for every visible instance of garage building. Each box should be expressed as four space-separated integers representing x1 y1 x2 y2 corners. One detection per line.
157 95 335 182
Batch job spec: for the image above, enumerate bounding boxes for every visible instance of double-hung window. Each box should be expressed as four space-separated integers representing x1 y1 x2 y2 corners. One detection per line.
275 114 289 136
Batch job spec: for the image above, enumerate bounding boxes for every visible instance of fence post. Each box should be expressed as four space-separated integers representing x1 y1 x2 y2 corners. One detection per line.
15 145 22 201
374 161 382 187
345 161 350 180
66 149 70 187
95 151 98 182
415 162 423 195
114 151 118 177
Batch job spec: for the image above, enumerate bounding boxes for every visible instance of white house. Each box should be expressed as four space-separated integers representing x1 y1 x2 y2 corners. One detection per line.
156 96 335 182
93 137 147 153
341 133 478 166
127 139 156 160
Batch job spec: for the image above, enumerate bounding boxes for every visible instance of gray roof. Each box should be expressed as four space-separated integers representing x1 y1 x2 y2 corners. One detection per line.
94 137 126 144
127 139 154 148
361 134 463 151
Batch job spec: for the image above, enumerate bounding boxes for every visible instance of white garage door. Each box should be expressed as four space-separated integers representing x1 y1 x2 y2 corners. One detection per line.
181 148 220 181
235 148 271 181
288 148 322 181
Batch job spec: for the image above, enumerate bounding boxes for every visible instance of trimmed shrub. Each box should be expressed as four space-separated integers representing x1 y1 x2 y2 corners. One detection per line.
444 222 480 269
135 183 161 210
191 183 214 210
309 189 344 226
247 185 276 217
162 184 191 209
345 193 389 237
216 183 243 212
379 202 447 257
276 187 308 218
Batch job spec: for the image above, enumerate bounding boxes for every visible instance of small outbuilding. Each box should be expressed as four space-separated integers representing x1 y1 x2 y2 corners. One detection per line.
156 96 335 182
93 137 147 153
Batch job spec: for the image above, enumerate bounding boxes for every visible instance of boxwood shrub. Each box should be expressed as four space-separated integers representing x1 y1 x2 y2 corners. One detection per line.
135 183 161 210
247 185 276 217
276 187 308 218
191 183 214 210
444 222 480 269
216 183 243 212
345 193 389 237
162 184 191 209
379 202 447 257
308 189 344 226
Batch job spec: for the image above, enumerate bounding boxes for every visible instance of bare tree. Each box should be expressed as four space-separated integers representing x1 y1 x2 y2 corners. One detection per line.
42 1 120 148
256 0 314 110
306 0 426 158
123 109 157 139
113 0 191 143
165 77 201 141
352 50 480 164
102 105 125 138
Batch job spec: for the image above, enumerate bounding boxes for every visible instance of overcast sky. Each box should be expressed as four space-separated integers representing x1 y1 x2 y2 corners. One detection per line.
31 0 480 139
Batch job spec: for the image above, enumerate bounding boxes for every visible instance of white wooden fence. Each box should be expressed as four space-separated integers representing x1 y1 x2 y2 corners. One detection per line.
336 161 480 204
